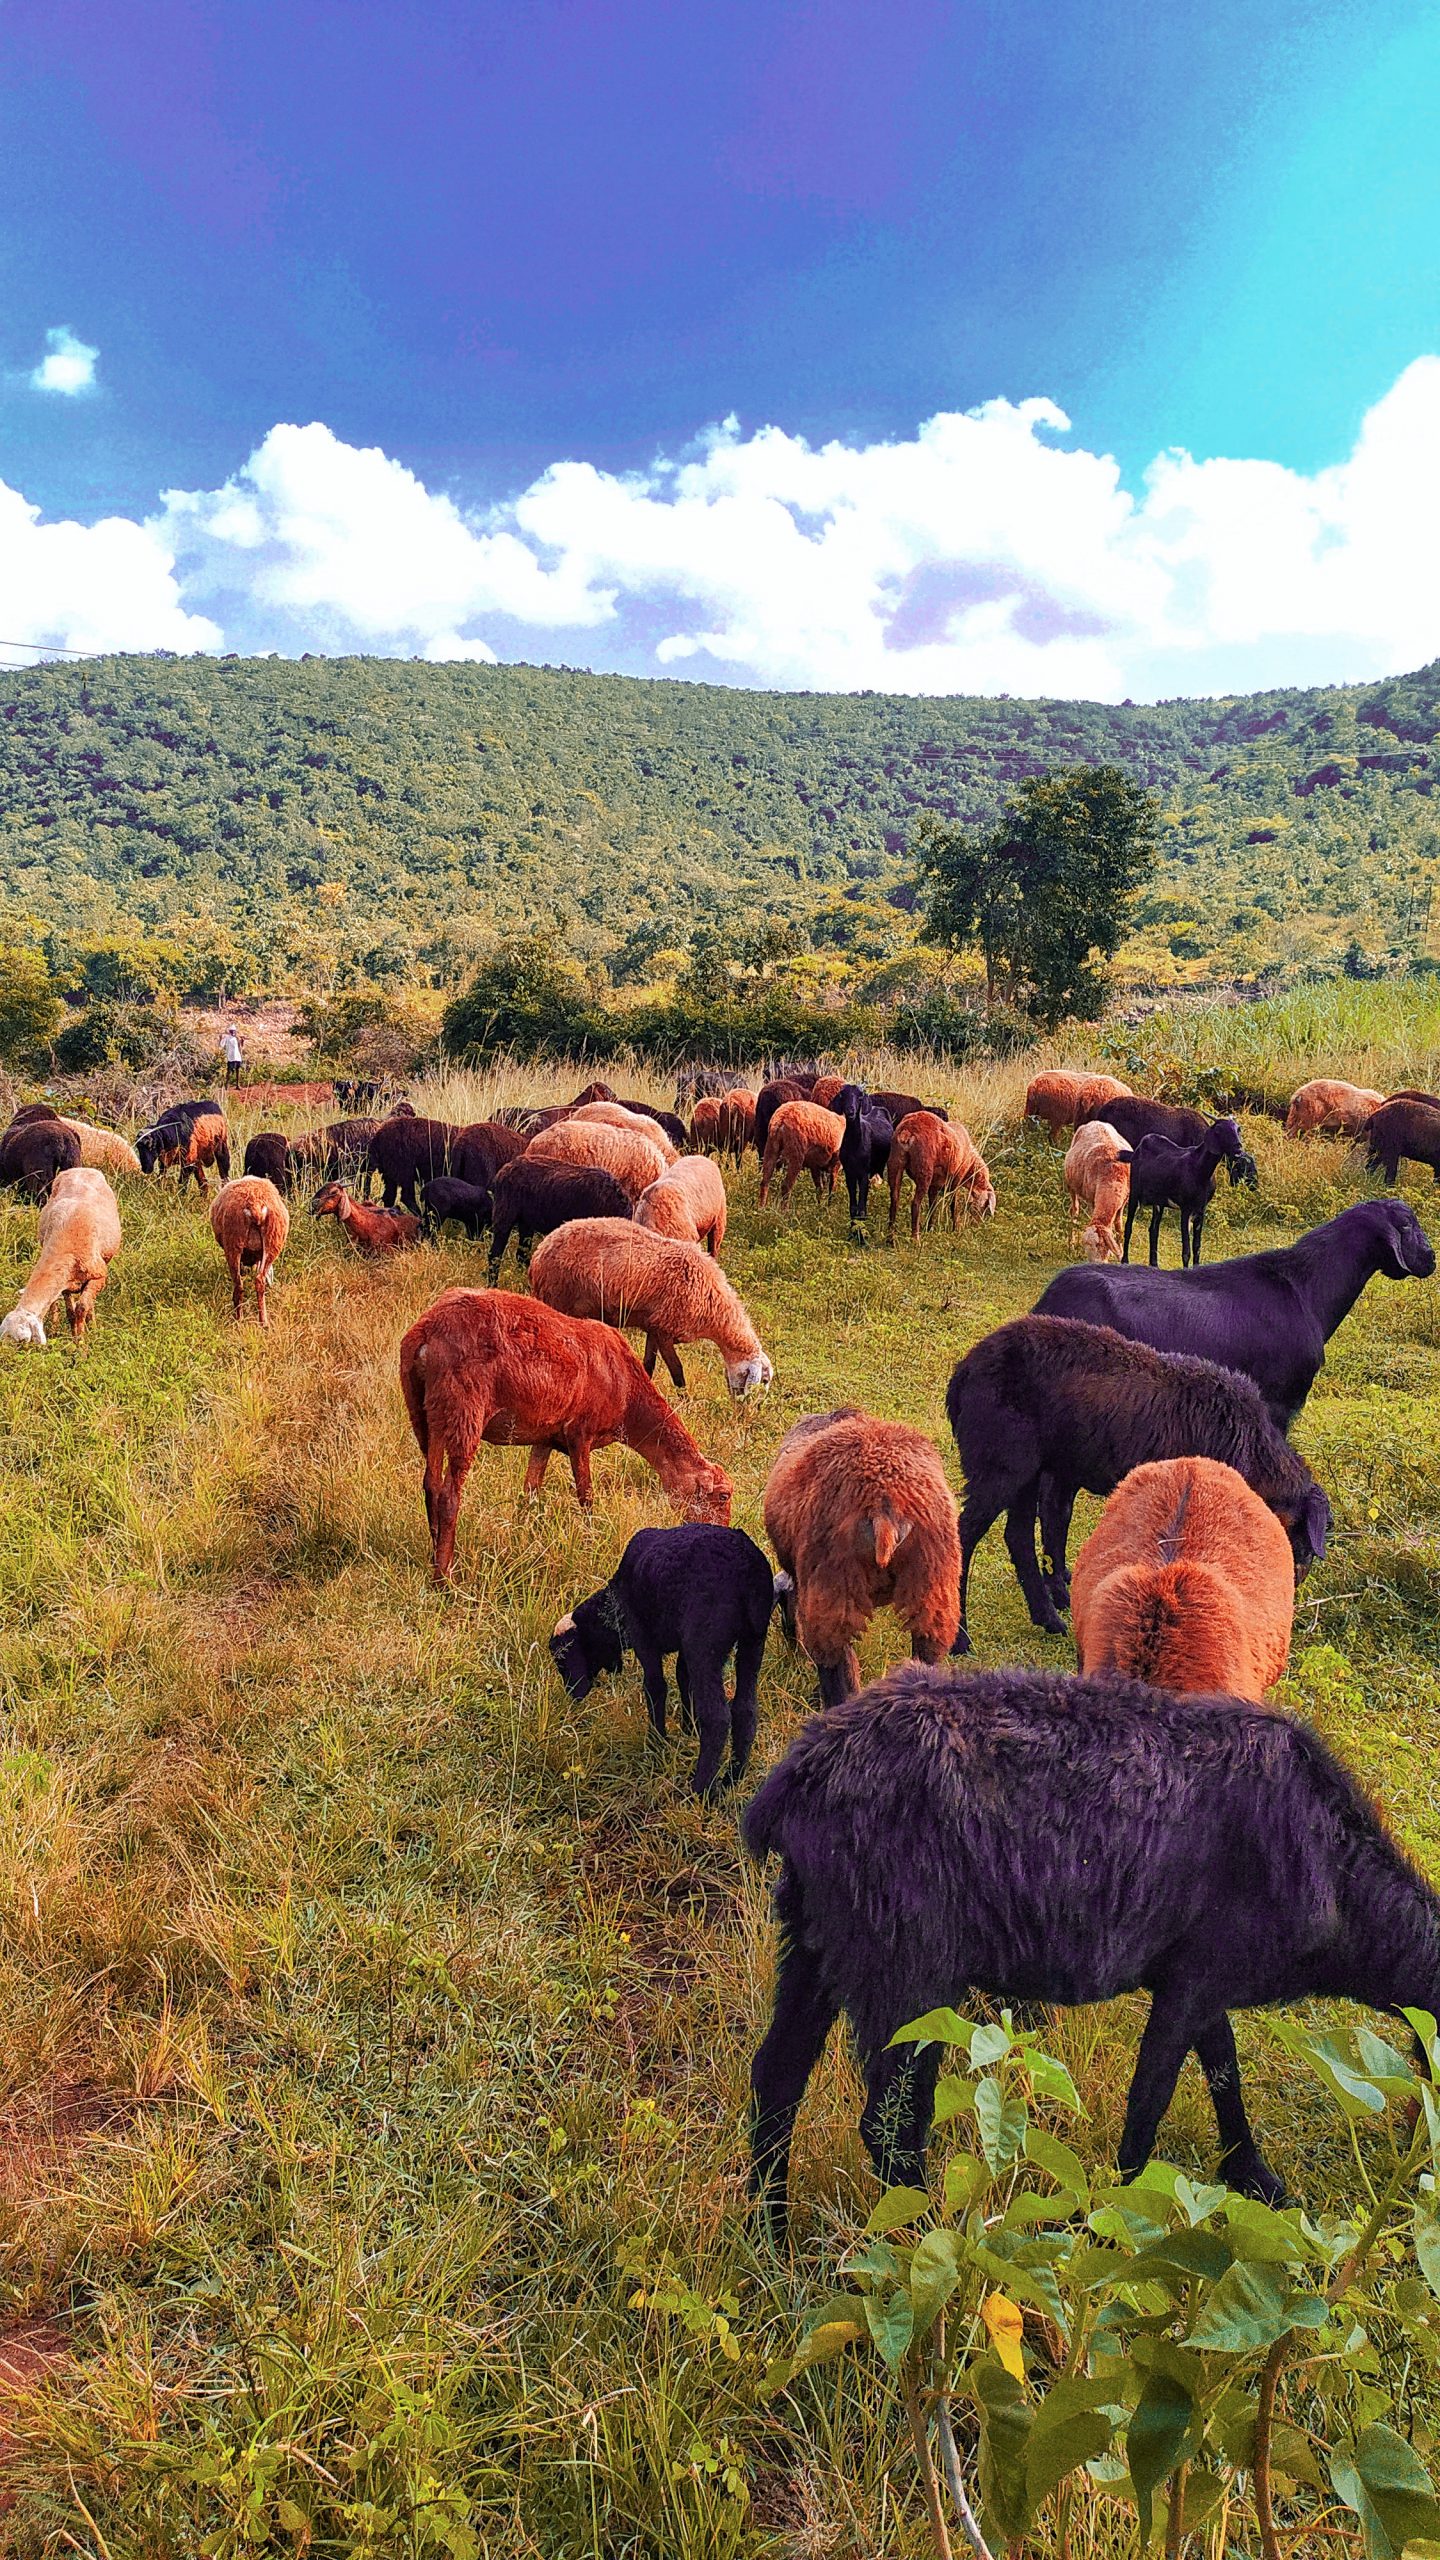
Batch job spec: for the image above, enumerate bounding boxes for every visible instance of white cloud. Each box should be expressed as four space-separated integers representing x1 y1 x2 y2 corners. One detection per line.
29 326 99 397
0 480 219 656
7 362 1439 694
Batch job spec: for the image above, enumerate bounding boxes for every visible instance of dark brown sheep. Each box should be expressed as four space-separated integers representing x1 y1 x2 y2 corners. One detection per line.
1365 1097 1440 1184
365 1115 459 1212
0 1116 82 1201
450 1119 527 1191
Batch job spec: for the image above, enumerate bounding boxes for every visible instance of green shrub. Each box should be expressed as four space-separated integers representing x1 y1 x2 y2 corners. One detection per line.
52 1000 178 1072
0 944 62 1065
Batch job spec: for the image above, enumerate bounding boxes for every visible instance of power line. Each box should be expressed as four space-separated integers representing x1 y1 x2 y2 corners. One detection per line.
0 637 106 657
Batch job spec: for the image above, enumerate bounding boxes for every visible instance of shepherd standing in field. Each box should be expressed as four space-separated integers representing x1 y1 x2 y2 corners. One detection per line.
221 1025 244 1088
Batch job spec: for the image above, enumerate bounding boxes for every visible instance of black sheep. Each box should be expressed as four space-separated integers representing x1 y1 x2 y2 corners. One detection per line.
487 1157 632 1277
365 1114 458 1211
835 1083 895 1234
321 1117 379 1192
744 1660 1440 2230
243 1131 292 1190
551 1524 774 1795
449 1118 527 1192
421 1175 493 1240
1076 1094 1211 1148
869 1089 949 1126
0 1117 82 1200
946 1313 1329 1641
1120 1115 1245 1266
753 1078 807 1157
1366 1097 1440 1185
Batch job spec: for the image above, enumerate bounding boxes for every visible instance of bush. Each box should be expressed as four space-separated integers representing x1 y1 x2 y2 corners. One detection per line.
52 1001 180 1073
301 988 435 1076
0 944 63 1065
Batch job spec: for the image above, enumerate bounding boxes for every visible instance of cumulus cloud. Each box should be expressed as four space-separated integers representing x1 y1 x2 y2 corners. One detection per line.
0 480 218 656
29 326 99 397
8 361 1440 693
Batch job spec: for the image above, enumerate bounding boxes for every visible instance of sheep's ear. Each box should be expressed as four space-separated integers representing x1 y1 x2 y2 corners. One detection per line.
552 1612 576 1639
1302 1486 1331 1563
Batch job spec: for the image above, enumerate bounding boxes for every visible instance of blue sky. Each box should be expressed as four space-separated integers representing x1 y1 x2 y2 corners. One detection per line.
2 0 1438 697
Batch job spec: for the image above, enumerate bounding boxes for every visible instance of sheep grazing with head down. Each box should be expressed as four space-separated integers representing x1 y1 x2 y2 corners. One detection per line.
1365 1098 1440 1186
211 1177 290 1327
634 1156 728 1253
753 1078 807 1158
524 1116 669 1203
688 1096 725 1156
887 1111 994 1241
758 1100 845 1208
551 1523 775 1795
1285 1078 1386 1139
1070 1457 1295 1701
1024 1070 1131 1137
570 1101 681 1163
487 1157 632 1278
449 1118 527 1193
764 1409 961 1706
399 1288 733 1579
529 1217 771 1395
0 1167 121 1347
1064 1119 1130 1261
1 1115 83 1201
743 1661 1440 2230
56 1119 141 1178
136 1104 231 1196
365 1115 458 1213
716 1089 757 1164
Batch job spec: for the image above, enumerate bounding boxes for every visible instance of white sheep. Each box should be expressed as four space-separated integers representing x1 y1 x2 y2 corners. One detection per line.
1 1168 122 1347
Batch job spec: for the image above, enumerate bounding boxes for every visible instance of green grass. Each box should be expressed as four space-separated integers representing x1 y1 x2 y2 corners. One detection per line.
2 1058 1440 2556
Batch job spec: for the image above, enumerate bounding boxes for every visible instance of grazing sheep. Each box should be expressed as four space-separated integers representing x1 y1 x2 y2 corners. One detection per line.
0 1168 121 1346
56 1119 141 1178
758 1100 845 1208
609 1097 690 1150
1024 1070 1131 1136
635 1156 729 1253
1385 1088 1440 1111
399 1288 733 1578
243 1131 293 1190
551 1524 775 1795
571 1100 681 1162
946 1313 1330 1643
321 1117 381 1191
311 1181 420 1253
1070 1457 1294 1701
1076 1094 1210 1149
743 1662 1440 2227
716 1088 757 1164
1036 1198 1435 1428
487 1157 633 1278
886 1111 994 1242
421 1176 493 1241
869 1089 949 1127
1065 1120 1130 1260
210 1177 290 1326
809 1074 847 1110
753 1078 807 1157
1365 1097 1440 1185
136 1107 231 1196
688 1095 725 1155
525 1116 669 1203
449 1119 528 1193
509 1081 617 1138
365 1115 459 1212
1285 1078 1386 1138
835 1084 895 1234
0 1117 82 1201
7 1102 61 1125
1120 1116 1245 1267
764 1409 961 1705
530 1217 772 1395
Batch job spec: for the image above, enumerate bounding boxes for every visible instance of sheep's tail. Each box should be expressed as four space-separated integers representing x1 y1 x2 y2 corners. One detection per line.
1087 1560 1234 1690
872 1515 900 1570
398 1332 430 1459
741 1756 804 1862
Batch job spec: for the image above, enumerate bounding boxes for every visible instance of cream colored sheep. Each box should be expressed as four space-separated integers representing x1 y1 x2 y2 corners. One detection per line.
211 1177 290 1326
0 1167 121 1347
1070 1456 1294 1701
529 1216 772 1395
525 1117 669 1203
1284 1078 1386 1138
57 1118 142 1177
1064 1119 1131 1261
570 1100 681 1163
634 1156 728 1253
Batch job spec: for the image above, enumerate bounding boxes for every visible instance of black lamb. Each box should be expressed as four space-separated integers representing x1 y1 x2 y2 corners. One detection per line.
551 1524 775 1795
1120 1115 1245 1266
243 1131 293 1190
945 1313 1329 1641
743 1660 1440 2231
487 1156 633 1276
421 1175 493 1241
835 1084 895 1234
0 1117 81 1201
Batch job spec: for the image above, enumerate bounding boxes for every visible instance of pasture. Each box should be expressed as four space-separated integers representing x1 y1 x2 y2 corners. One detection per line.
1 1027 1439 2556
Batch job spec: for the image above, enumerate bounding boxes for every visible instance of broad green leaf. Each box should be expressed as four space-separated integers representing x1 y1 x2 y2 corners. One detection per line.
1350 2023 1420 2091
1414 2193 1440 2300
973 2357 1034 2545
1269 2424 1326 2491
841 2238 902 2283
974 2076 1027 2173
1221 2193 1328 2265
864 2184 930 2236
1403 2008 1440 2075
1127 2367 1197 2545
932 2074 976 2125
762 2319 865 2391
908 2228 966 2338
1026 2405 1113 2510
970 2022 1011 2068
1126 2228 1232 2288
864 2286 915 2369
944 2153 990 2213
1177 2467 1227 2532
890 2007 974 2050
1028 2050 1083 2115
1025 2124 1090 2200
1330 2425 1440 2560
1173 2173 1228 2224
981 2291 1026 2379
1187 2260 1322 2354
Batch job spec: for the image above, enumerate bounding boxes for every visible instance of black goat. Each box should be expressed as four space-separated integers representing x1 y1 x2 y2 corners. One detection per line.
744 1661 1440 2231
421 1175 493 1241
1120 1115 1244 1266
835 1084 894 1234
1035 1199 1434 1429
551 1524 774 1796
487 1157 633 1277
945 1313 1329 1641
320 1118 379 1193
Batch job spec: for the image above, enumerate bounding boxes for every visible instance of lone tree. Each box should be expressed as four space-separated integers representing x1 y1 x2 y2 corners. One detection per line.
914 764 1159 1023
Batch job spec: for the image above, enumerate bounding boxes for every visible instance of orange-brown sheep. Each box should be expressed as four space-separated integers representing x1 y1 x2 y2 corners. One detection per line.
529 1216 770 1393
688 1095 725 1155
1284 1078 1386 1138
1064 1119 1131 1262
311 1181 420 1253
399 1288 733 1579
211 1177 290 1326
1024 1070 1132 1138
1070 1455 1295 1702
809 1074 847 1110
886 1111 995 1241
757 1099 844 1207
764 1408 961 1704
716 1088 757 1163
525 1117 669 1202
634 1156 729 1253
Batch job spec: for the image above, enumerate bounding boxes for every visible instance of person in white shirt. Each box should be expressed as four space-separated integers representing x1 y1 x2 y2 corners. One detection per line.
222 1025 244 1088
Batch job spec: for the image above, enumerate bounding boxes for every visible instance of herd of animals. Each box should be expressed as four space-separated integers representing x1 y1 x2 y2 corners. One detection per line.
4 1057 1440 2226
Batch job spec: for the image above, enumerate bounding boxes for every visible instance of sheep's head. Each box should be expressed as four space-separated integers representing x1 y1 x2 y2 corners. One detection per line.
311 1182 348 1218
0 1306 46 1348
725 1349 774 1398
679 1461 733 1525
135 1126 174 1174
549 1600 620 1699
968 1175 997 1219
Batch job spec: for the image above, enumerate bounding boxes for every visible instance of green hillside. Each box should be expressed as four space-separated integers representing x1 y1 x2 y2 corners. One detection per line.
2 651 1438 995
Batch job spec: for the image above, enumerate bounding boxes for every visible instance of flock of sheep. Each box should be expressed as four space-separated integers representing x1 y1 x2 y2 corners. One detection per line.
3 1054 1440 2224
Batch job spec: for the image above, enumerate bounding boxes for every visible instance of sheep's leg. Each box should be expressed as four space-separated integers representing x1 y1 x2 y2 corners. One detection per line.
431 1437 479 1584
1148 1204 1163 1267
815 1649 862 1707
859 2039 944 2194
1191 1202 1206 1265
674 1650 694 1730
725 1627 765 1786
652 1334 686 1390
632 1638 669 1738
954 1498 1007 1651
911 1179 924 1243
750 1898 842 2238
1192 2015 1287 2203
524 1445 553 1496
1038 1476 1076 1606
1121 1194 1137 1261
687 1666 731 1796
1117 1994 1197 2181
567 1441 595 1507
1003 1488 1067 1634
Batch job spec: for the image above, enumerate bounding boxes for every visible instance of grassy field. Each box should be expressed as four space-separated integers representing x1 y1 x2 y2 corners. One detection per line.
2 1029 1440 2557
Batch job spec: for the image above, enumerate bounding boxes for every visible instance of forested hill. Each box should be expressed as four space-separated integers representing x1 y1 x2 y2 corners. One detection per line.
2 651 1438 993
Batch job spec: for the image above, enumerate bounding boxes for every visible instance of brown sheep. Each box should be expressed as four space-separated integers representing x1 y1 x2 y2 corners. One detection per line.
525 1117 669 1202
634 1157 728 1253
1025 1070 1132 1137
399 1288 733 1578
0 1168 121 1346
689 1095 725 1155
570 1100 681 1163
211 1177 290 1326
1070 1456 1294 1701
529 1217 771 1394
758 1099 844 1207
717 1088 757 1163
764 1408 961 1704
809 1074 847 1110
311 1181 420 1253
887 1110 995 1241
1284 1078 1386 1138
136 1108 231 1196
1064 1119 1131 1262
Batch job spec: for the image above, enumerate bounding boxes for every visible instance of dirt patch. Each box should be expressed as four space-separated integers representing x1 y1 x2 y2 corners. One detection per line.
186 999 313 1068
0 2317 69 2492
0 2075 129 2208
